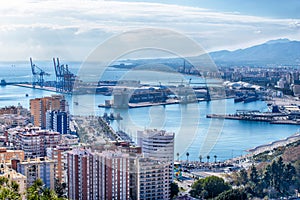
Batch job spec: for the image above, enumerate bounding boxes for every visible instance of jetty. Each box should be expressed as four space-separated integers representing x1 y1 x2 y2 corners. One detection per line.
207 110 288 123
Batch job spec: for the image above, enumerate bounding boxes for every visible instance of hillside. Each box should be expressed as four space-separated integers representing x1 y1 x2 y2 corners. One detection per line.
210 38 300 66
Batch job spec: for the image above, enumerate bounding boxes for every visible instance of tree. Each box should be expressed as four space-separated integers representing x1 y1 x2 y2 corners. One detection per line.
190 176 231 199
27 178 43 200
214 155 217 163
249 164 259 184
282 163 296 192
54 179 67 198
176 153 180 161
239 168 248 185
186 152 189 162
262 165 272 190
206 155 210 163
232 168 248 186
199 155 202 163
215 188 248 200
248 156 298 198
0 177 21 200
170 182 179 199
27 179 62 200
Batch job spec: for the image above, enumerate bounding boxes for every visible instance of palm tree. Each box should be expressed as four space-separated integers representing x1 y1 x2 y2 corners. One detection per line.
27 179 59 200
198 155 202 163
176 153 180 161
186 152 190 162
206 155 210 163
0 177 21 199
214 155 217 163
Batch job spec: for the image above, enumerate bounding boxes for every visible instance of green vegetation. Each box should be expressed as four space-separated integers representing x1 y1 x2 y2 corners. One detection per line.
0 177 21 200
170 182 179 199
189 176 231 199
215 188 248 200
253 139 300 162
27 179 65 200
54 179 66 198
189 154 299 199
230 157 299 199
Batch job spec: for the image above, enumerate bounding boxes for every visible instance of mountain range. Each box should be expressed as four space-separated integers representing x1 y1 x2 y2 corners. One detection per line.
209 38 300 66
116 38 300 68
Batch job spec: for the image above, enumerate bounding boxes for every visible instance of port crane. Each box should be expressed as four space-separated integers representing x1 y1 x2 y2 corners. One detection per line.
30 58 50 88
53 58 76 93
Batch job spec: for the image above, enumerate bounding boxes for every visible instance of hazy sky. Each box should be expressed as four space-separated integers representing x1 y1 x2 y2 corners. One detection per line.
1 0 299 61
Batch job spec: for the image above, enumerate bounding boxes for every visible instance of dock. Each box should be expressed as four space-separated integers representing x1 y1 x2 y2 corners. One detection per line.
206 109 300 125
128 99 180 108
207 110 288 123
270 120 300 125
14 84 58 93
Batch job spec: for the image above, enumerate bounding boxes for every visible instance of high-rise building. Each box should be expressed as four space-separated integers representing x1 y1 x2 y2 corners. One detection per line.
97 150 130 200
136 129 175 200
46 145 72 184
135 157 172 200
14 128 61 158
46 110 69 134
12 157 55 189
137 129 174 162
67 148 130 200
30 95 67 129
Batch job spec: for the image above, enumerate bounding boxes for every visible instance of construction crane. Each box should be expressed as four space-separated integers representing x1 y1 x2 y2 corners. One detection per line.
53 58 76 93
30 58 50 88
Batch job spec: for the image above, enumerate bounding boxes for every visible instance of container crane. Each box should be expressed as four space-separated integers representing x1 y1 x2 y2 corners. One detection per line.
53 58 76 93
30 58 50 88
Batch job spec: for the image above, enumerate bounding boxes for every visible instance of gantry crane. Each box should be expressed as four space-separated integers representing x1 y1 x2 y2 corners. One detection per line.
53 58 76 93
30 58 50 88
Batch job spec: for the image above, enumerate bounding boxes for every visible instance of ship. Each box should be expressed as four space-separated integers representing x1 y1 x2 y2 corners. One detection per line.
234 96 244 103
243 96 258 103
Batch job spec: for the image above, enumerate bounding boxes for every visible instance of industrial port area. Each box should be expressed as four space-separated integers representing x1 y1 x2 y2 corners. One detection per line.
0 47 300 200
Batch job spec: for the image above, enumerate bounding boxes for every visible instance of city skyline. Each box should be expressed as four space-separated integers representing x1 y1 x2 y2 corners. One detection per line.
0 1 300 199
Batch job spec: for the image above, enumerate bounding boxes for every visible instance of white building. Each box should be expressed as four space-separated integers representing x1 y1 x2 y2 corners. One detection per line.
12 127 61 158
136 129 175 200
137 129 174 162
135 157 172 200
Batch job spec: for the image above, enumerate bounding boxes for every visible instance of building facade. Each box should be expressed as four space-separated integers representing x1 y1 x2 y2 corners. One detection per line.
67 148 130 200
136 129 175 200
46 110 69 134
46 145 72 184
0 164 27 200
137 129 174 162
135 157 172 200
30 95 67 128
14 128 60 158
13 157 55 189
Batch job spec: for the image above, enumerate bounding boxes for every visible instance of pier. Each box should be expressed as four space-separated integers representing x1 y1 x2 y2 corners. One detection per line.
14 84 58 93
0 81 30 86
207 110 288 123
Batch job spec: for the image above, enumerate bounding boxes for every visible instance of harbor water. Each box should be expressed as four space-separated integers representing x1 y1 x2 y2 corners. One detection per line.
0 61 298 161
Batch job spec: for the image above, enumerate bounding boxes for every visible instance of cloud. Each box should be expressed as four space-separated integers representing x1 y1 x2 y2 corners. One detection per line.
0 0 299 61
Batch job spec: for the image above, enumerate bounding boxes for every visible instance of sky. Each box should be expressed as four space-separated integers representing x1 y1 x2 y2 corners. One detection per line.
0 0 300 61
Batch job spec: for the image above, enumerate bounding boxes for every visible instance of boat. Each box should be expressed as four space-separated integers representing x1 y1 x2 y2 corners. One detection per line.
243 96 258 103
234 97 244 103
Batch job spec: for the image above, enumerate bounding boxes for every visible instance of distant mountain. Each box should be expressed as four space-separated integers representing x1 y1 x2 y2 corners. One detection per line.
114 38 300 69
209 38 300 66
